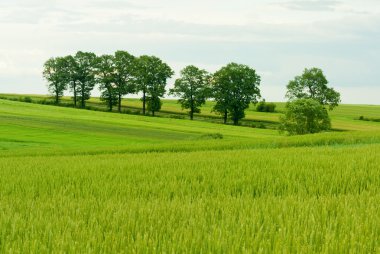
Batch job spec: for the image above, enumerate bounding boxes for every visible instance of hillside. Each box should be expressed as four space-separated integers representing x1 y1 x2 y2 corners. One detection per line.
0 98 380 252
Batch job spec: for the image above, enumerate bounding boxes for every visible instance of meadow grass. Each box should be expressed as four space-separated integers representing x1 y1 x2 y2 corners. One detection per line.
2 93 380 131
0 98 380 253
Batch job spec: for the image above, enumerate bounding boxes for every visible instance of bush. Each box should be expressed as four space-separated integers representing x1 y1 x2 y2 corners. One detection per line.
199 133 223 140
256 101 276 112
169 115 185 119
279 99 331 135
258 123 266 129
23 96 33 103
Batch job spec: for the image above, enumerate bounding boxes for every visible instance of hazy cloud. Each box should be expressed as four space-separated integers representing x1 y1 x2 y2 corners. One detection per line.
278 0 341 11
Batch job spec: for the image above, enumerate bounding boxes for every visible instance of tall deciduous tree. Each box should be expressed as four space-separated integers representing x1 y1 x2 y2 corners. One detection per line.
135 55 173 115
170 65 211 120
286 68 341 110
114 51 136 112
212 63 261 125
74 51 97 108
64 55 79 107
43 57 69 104
96 55 118 111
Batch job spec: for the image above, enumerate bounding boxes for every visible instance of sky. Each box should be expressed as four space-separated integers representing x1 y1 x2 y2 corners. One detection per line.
0 0 379 104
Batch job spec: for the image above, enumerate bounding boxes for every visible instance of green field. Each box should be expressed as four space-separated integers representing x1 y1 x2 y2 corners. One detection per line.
1 98 380 253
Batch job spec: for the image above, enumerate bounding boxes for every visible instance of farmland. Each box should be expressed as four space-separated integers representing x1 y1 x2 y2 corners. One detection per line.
1 98 380 253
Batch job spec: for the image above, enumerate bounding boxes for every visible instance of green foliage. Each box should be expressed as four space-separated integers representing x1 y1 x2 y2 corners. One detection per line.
135 55 173 115
280 98 331 135
199 133 224 139
73 51 97 108
96 55 118 111
286 68 341 110
114 51 137 112
358 116 380 122
212 63 261 125
146 96 162 116
23 96 33 103
170 65 211 120
256 101 276 112
63 55 80 106
43 57 69 104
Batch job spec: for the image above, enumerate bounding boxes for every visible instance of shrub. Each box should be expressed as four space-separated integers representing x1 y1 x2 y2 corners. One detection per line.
256 101 276 112
23 96 33 103
279 98 331 135
199 133 223 140
169 115 186 119
258 123 266 129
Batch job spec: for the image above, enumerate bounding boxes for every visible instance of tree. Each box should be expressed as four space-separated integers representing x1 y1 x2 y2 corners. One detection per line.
170 65 211 120
63 55 79 107
279 98 331 135
96 55 118 111
212 63 261 125
135 55 174 115
43 57 68 104
114 51 137 112
286 68 341 110
146 96 162 116
74 51 97 108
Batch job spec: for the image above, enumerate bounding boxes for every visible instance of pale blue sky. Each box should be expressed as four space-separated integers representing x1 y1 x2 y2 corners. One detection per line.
0 0 379 103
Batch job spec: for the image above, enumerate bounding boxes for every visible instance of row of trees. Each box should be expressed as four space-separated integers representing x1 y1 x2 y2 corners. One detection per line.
44 51 262 125
43 51 173 115
43 51 341 131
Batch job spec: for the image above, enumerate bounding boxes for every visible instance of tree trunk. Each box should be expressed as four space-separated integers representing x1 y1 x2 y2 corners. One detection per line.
55 90 59 104
223 109 228 124
118 93 122 112
81 90 85 108
190 97 194 120
233 108 239 125
142 90 146 115
73 82 77 107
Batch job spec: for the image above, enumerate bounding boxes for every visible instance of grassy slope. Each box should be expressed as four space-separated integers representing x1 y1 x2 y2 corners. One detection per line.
1 98 380 252
2 93 380 131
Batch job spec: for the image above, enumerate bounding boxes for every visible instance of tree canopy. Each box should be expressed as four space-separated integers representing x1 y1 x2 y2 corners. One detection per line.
286 68 341 110
170 65 211 120
43 57 69 104
73 51 97 108
212 63 261 125
96 54 118 111
135 55 174 115
113 51 137 112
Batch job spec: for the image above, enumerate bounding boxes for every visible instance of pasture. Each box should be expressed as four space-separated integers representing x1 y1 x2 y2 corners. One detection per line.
0 98 380 253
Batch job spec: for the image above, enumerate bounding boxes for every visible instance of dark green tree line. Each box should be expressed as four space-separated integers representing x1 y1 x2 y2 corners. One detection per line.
44 53 342 135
